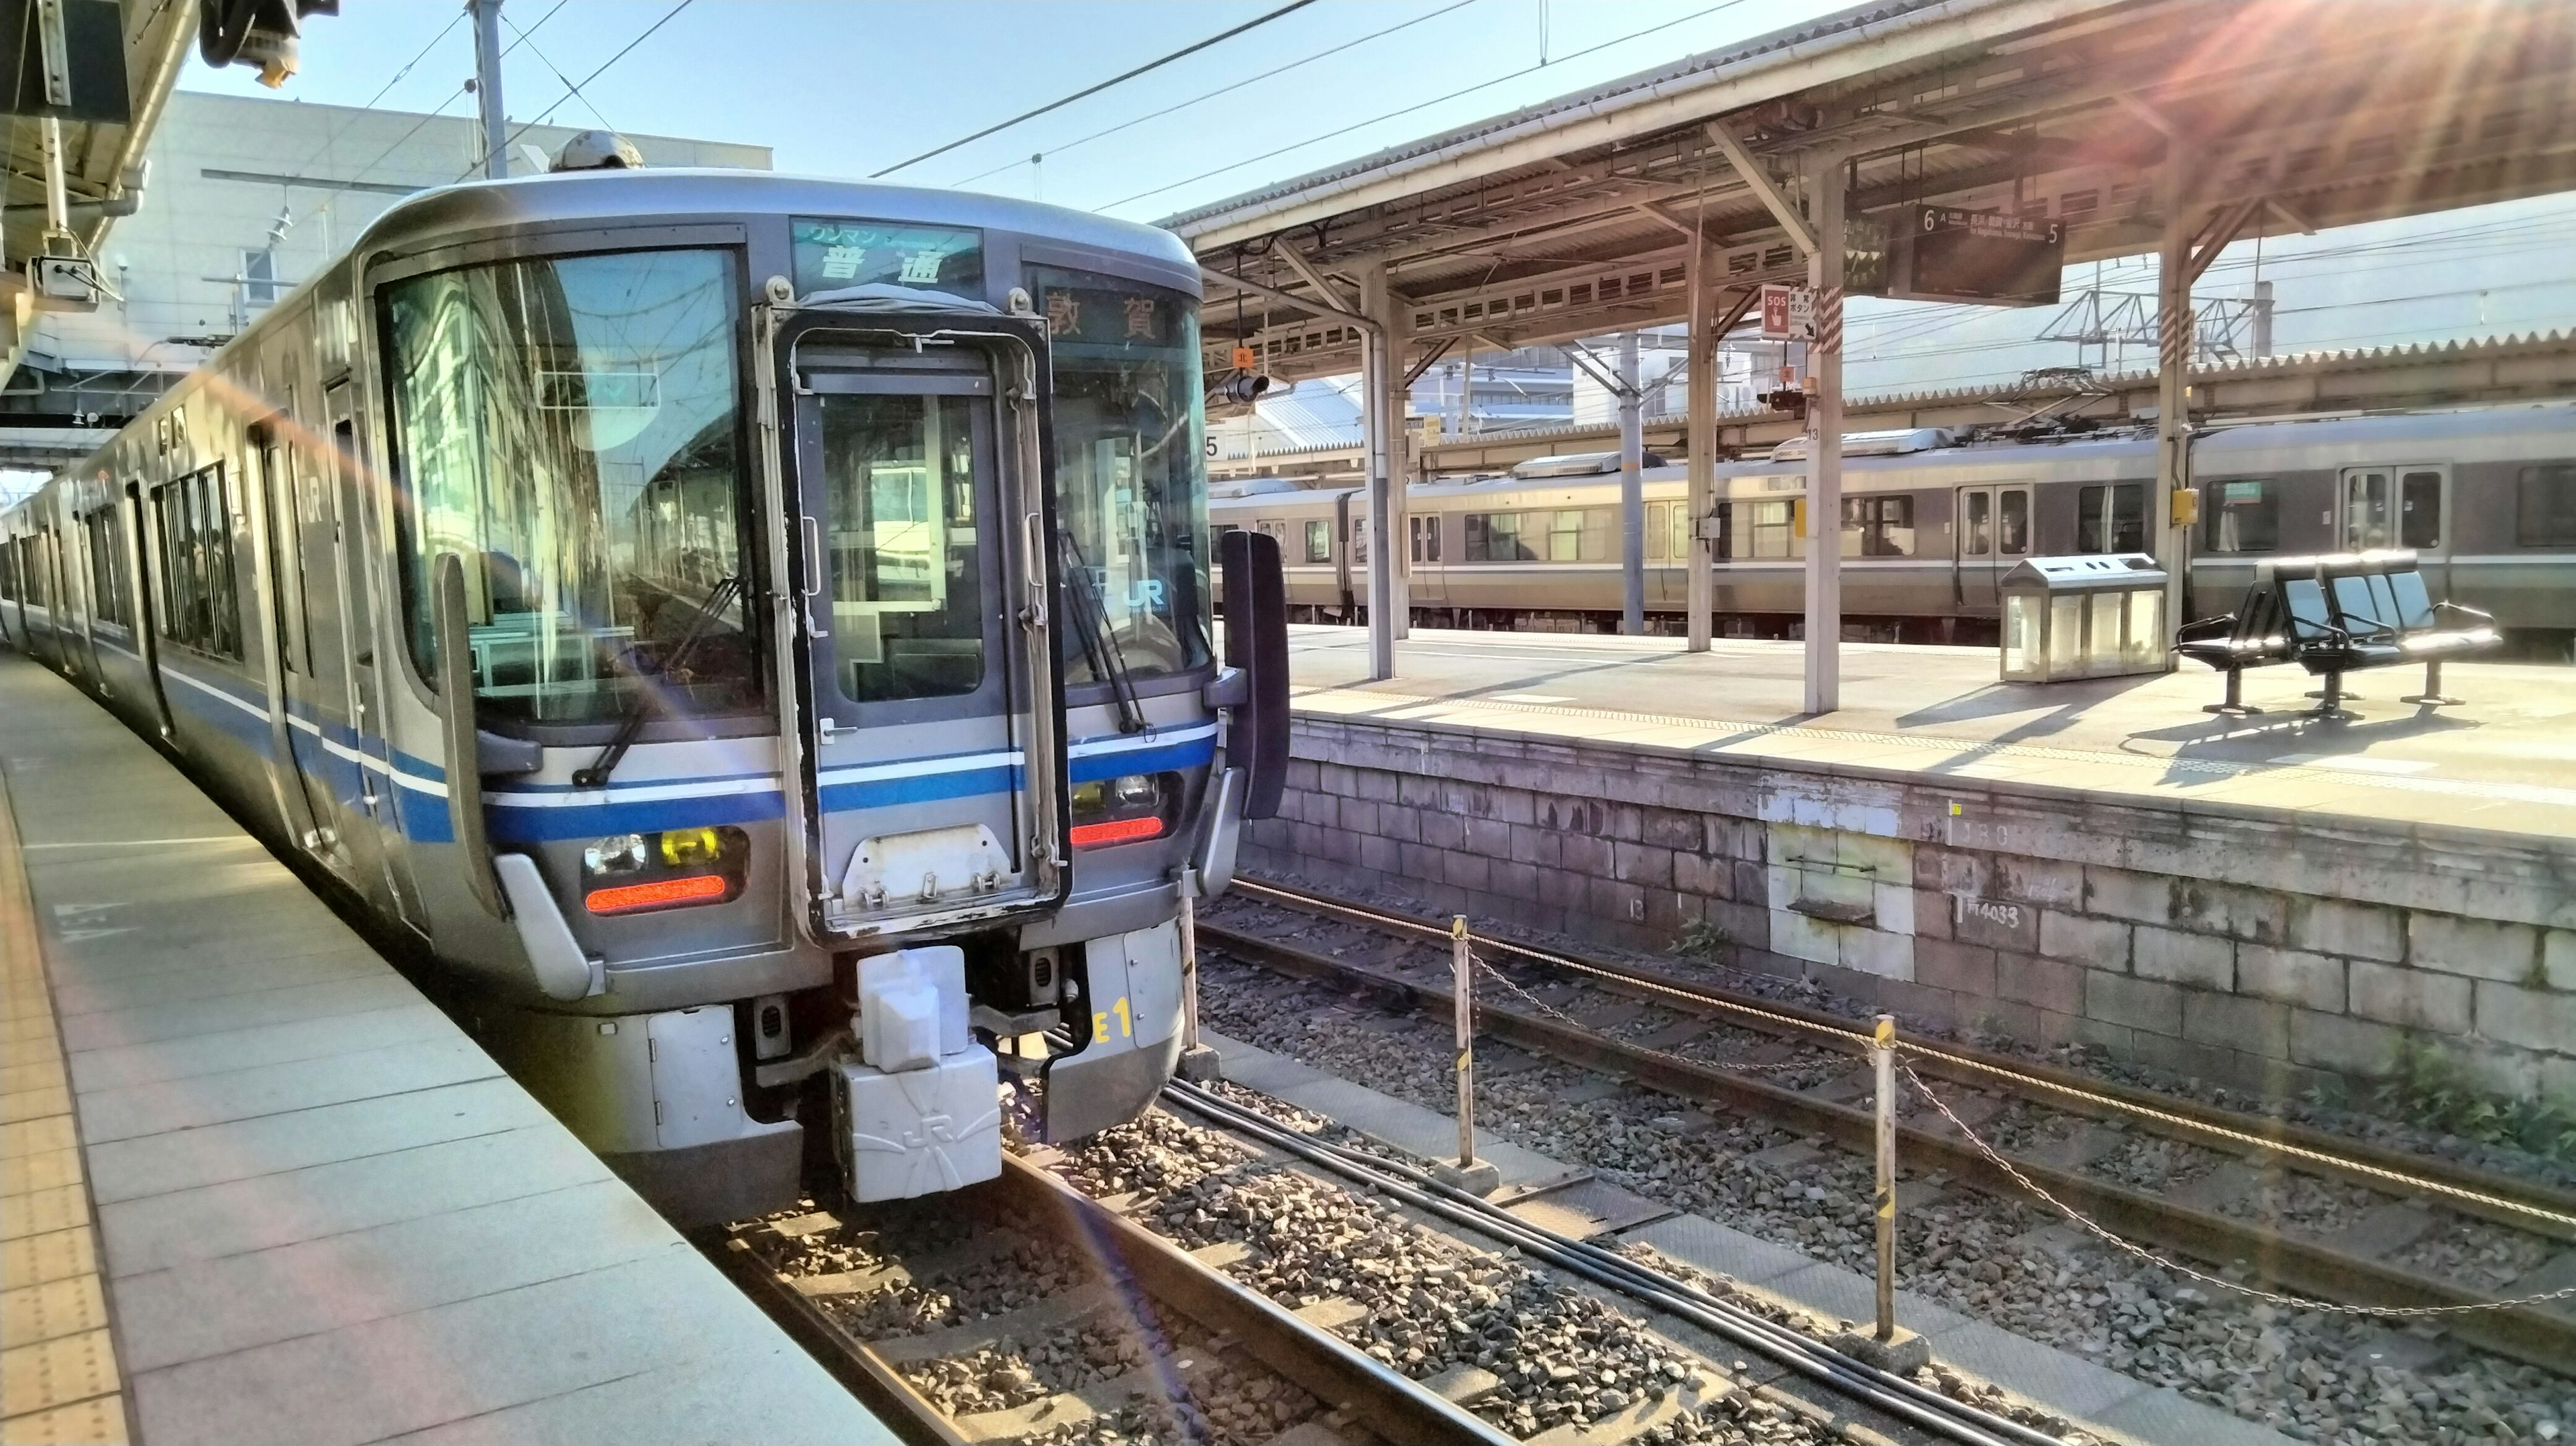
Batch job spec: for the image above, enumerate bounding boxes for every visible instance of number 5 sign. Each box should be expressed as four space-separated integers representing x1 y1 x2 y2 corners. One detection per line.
1759 283 1817 341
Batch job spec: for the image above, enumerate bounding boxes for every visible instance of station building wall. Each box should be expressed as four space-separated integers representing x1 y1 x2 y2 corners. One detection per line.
1238 716 2576 1106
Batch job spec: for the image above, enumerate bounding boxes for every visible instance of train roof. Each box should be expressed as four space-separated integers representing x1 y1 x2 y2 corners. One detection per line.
354 168 1200 284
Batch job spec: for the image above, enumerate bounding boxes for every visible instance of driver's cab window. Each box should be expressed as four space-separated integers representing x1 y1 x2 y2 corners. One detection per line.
820 390 986 702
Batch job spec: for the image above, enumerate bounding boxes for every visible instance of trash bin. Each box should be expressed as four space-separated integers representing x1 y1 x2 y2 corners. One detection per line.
1998 554 2169 683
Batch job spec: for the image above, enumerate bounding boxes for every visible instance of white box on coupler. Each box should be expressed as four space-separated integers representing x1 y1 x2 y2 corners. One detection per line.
833 1045 1002 1203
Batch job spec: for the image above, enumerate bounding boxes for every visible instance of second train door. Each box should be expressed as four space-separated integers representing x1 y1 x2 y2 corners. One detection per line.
2337 463 2449 590
1953 484 2031 612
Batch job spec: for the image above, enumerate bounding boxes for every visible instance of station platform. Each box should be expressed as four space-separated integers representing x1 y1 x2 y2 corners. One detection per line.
1287 626 2576 841
0 655 890 1446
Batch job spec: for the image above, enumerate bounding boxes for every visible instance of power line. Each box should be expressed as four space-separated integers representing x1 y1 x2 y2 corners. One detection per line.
950 0 1483 188
1100 0 1752 213
502 15 617 134
307 0 578 197
458 0 697 182
872 0 1321 180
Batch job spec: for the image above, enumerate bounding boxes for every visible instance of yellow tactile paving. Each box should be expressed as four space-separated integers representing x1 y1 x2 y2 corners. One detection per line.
0 1227 96 1292
1 1276 107 1347
0 1394 127 1446
0 1330 118 1419
0 1150 83 1200
0 757 123 1445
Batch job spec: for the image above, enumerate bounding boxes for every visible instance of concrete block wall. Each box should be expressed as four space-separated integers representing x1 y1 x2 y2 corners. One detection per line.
1238 716 2576 1105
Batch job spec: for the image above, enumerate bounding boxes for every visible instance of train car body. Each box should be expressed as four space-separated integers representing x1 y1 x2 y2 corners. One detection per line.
1214 404 2576 647
0 170 1285 1225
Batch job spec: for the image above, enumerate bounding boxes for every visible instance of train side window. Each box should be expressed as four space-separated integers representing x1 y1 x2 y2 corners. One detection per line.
1732 500 1798 559
2203 480 2279 553
1302 519 1331 564
1409 514 1441 564
2400 470 2441 549
1645 502 1668 562
1465 512 1534 561
1998 488 2029 555
1352 517 1367 565
2076 483 2145 553
1839 496 1915 557
152 465 244 660
82 507 128 630
2516 463 2576 546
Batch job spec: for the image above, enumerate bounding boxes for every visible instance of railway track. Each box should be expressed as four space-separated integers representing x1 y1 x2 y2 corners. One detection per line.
716 1086 2072 1445
718 1148 1514 1446
1197 879 2576 1376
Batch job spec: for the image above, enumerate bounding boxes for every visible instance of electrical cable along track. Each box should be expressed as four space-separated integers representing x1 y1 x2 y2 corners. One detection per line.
1196 880 2576 1377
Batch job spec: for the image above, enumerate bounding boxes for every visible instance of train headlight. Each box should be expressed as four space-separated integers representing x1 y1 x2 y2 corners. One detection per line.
583 834 648 875
659 826 722 865
1069 772 1173 849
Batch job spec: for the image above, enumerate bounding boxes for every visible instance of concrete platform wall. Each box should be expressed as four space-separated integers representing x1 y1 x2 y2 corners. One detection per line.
1239 716 2576 1105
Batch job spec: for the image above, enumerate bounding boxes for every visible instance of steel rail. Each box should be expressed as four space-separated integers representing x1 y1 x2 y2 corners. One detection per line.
1228 879 2576 1244
1161 1079 2054 1446
718 1153 1513 1446
1197 918 2576 1374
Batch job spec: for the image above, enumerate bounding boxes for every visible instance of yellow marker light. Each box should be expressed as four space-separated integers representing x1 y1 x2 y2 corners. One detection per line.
659 827 722 866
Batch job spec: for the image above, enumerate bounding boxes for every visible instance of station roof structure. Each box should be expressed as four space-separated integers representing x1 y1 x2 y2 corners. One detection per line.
2 0 194 383
1167 0 2576 386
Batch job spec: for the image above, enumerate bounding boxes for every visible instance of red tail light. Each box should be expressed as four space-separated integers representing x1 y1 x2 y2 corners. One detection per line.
1070 816 1164 848
587 873 729 914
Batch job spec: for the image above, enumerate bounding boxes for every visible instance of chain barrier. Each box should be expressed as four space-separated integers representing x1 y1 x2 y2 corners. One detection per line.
1470 949 1832 1078
1230 879 2576 1240
1900 1061 2576 1318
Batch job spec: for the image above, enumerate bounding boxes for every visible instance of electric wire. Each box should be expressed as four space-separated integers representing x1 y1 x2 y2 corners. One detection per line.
455 0 698 183
501 14 618 134
947 0 1484 189
871 0 1322 180
1100 0 1756 213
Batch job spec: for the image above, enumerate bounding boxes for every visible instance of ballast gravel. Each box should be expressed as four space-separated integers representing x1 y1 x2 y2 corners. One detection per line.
1193 950 2576 1446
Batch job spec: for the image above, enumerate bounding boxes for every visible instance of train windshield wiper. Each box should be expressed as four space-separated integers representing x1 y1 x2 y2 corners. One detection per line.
573 573 745 789
1057 531 1146 734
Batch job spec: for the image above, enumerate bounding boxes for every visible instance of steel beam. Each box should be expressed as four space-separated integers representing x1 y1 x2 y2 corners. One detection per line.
1801 157 1844 715
1705 121 1817 257
2155 155 2194 654
1618 331 1645 635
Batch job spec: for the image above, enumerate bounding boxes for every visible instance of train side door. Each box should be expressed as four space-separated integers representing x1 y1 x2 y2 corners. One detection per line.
2342 463 2449 586
252 425 333 860
1956 484 2031 614
788 338 1062 940
313 383 407 905
1407 513 1444 606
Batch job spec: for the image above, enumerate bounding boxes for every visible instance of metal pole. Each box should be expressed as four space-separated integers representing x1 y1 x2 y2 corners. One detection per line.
2155 155 2194 661
1802 157 1846 714
1686 244 1715 652
1453 916 1474 1170
1872 1013 1897 1341
1179 886 1201 1056
1618 331 1645 635
1366 265 1411 645
1362 323 1394 680
470 0 510 180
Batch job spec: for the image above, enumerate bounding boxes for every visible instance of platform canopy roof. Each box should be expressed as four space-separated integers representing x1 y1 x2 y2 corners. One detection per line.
1165 0 2576 384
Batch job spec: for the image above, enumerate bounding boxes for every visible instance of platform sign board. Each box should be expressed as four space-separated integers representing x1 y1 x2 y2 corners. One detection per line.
1759 284 1816 341
1889 205 2064 307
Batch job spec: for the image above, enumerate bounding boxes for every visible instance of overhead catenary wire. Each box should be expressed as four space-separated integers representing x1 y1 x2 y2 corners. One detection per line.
947 0 1485 189
455 0 698 184
873 0 1322 180
1100 0 1756 213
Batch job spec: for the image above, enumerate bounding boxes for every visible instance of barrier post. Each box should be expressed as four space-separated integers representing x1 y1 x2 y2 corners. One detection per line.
1874 1013 1898 1341
1454 915 1474 1170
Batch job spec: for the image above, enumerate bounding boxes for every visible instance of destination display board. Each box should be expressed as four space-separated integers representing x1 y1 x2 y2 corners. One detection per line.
1888 205 2064 307
790 219 983 301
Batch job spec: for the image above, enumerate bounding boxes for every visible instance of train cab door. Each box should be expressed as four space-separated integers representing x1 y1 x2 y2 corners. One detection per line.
786 333 1065 941
2339 464 2449 589
251 421 330 860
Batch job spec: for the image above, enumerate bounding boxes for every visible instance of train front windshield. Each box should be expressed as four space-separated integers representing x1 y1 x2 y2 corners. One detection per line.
384 247 758 727
1032 266 1212 685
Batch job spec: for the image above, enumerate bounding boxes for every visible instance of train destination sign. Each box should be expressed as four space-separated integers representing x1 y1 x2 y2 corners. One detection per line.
1888 204 2064 307
790 219 983 301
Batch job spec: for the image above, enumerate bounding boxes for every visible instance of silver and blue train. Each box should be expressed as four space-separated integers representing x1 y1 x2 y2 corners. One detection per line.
0 170 1289 1225
1216 404 2576 650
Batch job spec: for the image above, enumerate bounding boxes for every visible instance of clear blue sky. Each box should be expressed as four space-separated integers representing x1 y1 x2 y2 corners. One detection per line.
181 0 1854 222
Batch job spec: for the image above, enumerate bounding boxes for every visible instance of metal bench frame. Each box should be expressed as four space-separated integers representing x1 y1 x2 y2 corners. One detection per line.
2177 551 2499 720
